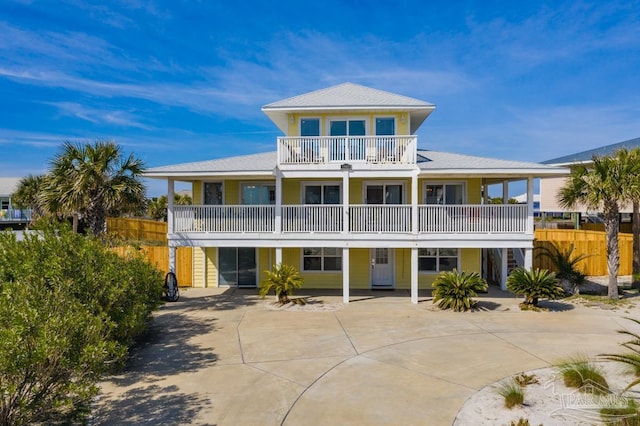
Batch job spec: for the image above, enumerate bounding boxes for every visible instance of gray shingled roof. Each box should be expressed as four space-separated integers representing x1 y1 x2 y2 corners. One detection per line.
542 137 640 165
145 149 566 178
0 177 21 196
417 150 565 175
263 82 434 109
262 83 436 134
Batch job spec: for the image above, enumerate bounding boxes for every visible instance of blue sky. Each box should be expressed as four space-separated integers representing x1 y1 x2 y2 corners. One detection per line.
1 0 639 196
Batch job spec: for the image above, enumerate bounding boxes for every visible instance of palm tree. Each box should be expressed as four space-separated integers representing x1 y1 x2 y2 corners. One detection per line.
40 140 146 236
259 263 304 304
506 268 563 307
558 151 640 299
432 269 488 311
11 174 45 219
627 148 640 288
536 242 589 294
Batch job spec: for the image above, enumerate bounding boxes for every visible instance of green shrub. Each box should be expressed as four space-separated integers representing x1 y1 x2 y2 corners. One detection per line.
506 268 564 307
432 269 488 312
601 398 640 425
497 381 525 408
558 355 609 394
259 263 304 304
536 242 588 294
0 225 164 424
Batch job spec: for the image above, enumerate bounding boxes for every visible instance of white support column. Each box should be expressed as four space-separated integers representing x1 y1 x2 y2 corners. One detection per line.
526 177 534 235
482 180 488 280
502 180 509 204
167 178 175 234
275 170 282 234
275 247 282 265
411 247 418 304
167 179 175 273
411 172 418 234
501 247 509 290
524 247 533 270
342 247 350 303
343 170 350 233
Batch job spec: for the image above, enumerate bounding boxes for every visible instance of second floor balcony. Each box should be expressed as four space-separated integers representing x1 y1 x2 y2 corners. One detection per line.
277 136 417 167
172 204 529 236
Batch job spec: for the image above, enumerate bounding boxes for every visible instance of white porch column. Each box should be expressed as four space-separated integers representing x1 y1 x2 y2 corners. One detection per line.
524 247 533 270
411 247 418 304
501 247 509 290
275 170 282 234
167 179 175 273
343 170 350 233
342 247 350 303
502 181 508 204
411 172 418 234
526 177 534 235
275 247 282 265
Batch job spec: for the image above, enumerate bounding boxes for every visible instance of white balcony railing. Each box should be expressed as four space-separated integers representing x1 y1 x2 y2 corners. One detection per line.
282 205 343 233
174 205 274 233
172 204 528 235
350 205 412 233
418 205 528 233
277 136 417 166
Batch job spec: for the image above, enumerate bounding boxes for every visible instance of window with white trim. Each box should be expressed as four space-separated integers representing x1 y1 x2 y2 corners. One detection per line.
303 184 341 204
425 183 464 205
303 247 342 271
241 183 275 205
418 248 459 272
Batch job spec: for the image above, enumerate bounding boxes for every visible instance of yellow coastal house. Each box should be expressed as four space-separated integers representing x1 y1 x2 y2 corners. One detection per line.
145 83 568 303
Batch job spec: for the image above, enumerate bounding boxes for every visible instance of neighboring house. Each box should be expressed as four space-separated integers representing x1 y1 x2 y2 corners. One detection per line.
145 83 568 302
540 137 640 216
0 177 31 225
513 193 540 217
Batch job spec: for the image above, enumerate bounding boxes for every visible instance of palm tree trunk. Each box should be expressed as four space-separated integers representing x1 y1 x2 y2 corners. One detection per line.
633 201 640 288
72 213 79 233
604 203 620 299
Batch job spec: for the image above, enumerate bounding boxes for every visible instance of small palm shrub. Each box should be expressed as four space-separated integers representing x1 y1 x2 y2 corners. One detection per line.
432 269 488 312
506 268 564 307
558 355 609 394
601 317 640 390
497 381 525 408
536 242 588 294
259 263 304 305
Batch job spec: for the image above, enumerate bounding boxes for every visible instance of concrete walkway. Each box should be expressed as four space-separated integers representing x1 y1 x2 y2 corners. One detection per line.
91 288 640 425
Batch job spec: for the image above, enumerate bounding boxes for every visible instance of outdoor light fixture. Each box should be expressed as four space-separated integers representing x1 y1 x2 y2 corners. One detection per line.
400 114 406 123
289 115 294 124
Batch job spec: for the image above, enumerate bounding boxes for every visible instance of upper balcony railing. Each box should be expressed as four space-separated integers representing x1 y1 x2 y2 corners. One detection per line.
277 136 417 166
0 208 32 222
173 204 529 235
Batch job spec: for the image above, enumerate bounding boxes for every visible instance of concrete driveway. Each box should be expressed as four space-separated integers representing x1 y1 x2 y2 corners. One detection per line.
91 287 640 425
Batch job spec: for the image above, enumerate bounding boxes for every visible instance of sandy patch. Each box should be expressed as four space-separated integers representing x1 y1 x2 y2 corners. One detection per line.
455 362 640 425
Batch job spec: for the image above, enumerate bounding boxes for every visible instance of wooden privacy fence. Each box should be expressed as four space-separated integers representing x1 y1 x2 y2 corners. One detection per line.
107 217 168 243
581 223 633 234
111 246 193 287
533 229 633 276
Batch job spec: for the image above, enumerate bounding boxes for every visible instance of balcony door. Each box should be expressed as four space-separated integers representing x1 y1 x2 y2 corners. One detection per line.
365 184 403 205
329 119 366 161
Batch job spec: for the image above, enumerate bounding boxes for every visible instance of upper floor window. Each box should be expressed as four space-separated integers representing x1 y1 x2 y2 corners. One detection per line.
304 183 341 204
301 118 320 136
425 183 464 205
204 182 222 205
329 119 366 136
375 118 395 135
241 183 275 205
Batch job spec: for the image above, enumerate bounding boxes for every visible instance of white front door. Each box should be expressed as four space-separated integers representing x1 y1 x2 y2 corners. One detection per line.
370 248 394 288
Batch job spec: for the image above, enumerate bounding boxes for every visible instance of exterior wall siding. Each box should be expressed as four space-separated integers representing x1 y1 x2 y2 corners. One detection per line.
287 112 408 137
205 247 218 288
192 247 205 288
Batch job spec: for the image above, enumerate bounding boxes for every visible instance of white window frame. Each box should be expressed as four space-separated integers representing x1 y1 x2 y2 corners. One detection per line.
418 248 460 274
302 247 343 272
375 116 396 136
299 117 321 136
363 180 407 204
202 181 224 205
423 181 466 205
301 181 342 205
240 182 276 205
326 116 369 136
